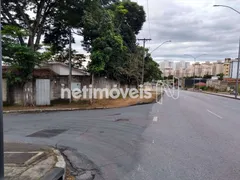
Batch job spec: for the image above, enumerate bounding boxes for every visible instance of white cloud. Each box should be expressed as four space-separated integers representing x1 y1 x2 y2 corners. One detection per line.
135 0 240 61
73 0 240 62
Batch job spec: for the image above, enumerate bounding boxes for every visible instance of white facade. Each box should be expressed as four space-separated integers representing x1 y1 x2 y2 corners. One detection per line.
159 60 174 76
175 62 183 70
81 54 91 70
163 68 174 77
185 62 191 69
230 60 240 79
159 61 166 70
168 61 174 69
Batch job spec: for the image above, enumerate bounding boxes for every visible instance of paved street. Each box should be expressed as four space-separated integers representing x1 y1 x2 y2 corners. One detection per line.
3 91 240 180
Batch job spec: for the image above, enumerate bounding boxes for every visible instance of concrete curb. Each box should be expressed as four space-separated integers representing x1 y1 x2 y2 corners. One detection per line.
42 149 66 180
42 168 64 180
3 107 102 114
3 98 159 114
201 91 240 100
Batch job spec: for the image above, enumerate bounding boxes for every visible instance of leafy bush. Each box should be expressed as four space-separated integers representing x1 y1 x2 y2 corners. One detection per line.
200 86 208 91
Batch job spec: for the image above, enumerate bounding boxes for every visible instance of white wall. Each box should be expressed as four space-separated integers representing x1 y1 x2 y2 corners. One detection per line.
231 61 240 79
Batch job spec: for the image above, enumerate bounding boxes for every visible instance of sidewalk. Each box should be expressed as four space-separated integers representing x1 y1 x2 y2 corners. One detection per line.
4 142 66 180
202 91 240 100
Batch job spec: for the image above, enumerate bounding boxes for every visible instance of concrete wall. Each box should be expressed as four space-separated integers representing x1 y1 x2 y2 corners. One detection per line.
51 76 91 100
206 79 228 91
5 76 90 104
23 81 35 106
94 77 120 89
11 82 34 105
5 76 138 104
13 86 23 105
2 79 7 102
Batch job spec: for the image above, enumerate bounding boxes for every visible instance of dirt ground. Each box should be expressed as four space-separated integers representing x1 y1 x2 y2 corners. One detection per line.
3 93 159 112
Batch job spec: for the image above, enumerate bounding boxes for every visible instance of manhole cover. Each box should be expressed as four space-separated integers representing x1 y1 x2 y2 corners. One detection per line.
109 113 121 116
27 129 67 138
115 119 129 122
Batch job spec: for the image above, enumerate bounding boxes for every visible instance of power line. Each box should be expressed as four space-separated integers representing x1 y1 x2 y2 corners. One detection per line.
146 0 151 38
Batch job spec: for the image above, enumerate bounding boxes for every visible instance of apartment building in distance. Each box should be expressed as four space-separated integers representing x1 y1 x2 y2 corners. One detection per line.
163 68 174 77
184 66 193 77
193 62 202 77
159 60 228 78
159 60 175 77
212 60 224 76
173 61 192 78
201 61 213 76
223 58 231 77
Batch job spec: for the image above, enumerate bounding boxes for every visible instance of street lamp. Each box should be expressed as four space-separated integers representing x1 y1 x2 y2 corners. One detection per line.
149 40 171 84
184 54 207 89
0 0 4 179
150 40 171 54
213 4 240 98
139 40 171 85
213 5 240 14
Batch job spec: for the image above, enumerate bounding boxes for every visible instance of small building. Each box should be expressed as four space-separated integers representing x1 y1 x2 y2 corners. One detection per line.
230 59 240 79
223 58 231 77
3 62 90 105
2 62 129 106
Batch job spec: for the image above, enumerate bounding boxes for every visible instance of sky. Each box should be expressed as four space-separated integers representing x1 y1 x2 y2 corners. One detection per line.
72 0 240 63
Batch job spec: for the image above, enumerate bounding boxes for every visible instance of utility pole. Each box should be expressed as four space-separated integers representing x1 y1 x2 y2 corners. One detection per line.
69 28 72 103
0 0 4 178
137 38 151 85
213 5 240 98
235 38 240 98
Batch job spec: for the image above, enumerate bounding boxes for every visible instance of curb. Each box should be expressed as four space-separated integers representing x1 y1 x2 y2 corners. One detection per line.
201 91 240 100
3 107 92 114
42 168 65 180
3 99 159 114
42 149 66 180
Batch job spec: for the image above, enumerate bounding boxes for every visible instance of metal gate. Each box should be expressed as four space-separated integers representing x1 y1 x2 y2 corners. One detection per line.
36 79 50 106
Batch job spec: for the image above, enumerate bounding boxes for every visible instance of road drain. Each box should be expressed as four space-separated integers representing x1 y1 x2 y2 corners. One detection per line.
26 129 67 138
115 119 129 122
109 113 121 116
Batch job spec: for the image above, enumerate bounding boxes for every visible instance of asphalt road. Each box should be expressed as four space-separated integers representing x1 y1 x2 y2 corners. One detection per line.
3 91 240 180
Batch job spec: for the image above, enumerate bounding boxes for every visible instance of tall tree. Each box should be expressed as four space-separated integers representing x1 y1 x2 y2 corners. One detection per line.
110 1 146 52
86 1 146 84
2 0 58 50
144 54 163 82
88 10 125 75
2 25 46 84
2 25 48 105
1 0 88 51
